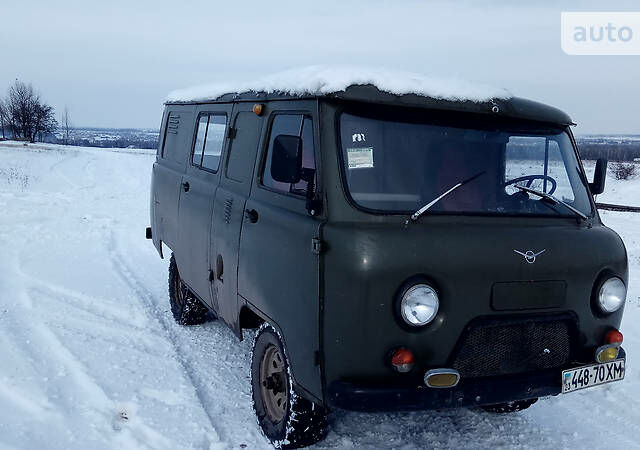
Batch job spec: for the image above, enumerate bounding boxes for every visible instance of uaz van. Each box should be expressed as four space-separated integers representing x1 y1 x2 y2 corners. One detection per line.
147 68 627 448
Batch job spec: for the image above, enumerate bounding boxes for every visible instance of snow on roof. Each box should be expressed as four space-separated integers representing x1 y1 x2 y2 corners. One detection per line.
166 65 511 103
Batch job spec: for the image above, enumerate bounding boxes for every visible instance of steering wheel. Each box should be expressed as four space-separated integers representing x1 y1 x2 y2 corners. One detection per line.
503 175 557 196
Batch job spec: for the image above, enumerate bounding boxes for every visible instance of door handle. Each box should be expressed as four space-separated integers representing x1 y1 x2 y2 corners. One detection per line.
182 181 190 192
244 208 259 223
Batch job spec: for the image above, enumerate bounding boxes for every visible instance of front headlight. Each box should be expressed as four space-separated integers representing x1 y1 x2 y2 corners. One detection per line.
598 277 626 313
400 284 439 327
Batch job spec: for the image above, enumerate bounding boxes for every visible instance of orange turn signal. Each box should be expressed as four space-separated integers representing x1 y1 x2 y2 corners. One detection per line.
596 344 620 363
424 369 461 388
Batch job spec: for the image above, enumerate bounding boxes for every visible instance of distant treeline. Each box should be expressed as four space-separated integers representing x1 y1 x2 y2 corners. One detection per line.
575 142 640 161
54 137 159 150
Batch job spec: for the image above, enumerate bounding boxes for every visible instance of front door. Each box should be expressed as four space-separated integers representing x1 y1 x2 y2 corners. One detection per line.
176 104 231 305
210 105 263 329
238 106 323 399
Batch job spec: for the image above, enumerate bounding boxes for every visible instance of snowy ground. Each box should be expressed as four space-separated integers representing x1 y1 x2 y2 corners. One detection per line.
0 141 638 449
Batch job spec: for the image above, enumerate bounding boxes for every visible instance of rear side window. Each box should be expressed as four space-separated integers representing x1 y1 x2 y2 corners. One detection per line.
161 112 183 162
192 114 227 172
262 114 316 195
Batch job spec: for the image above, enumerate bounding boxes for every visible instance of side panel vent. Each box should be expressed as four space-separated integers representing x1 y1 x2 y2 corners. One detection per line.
224 198 233 224
167 113 180 134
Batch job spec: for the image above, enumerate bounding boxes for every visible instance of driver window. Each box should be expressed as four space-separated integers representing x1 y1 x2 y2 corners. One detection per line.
262 114 316 196
504 137 574 202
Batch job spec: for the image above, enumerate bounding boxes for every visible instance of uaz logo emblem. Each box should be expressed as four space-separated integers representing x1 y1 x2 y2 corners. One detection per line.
514 249 546 264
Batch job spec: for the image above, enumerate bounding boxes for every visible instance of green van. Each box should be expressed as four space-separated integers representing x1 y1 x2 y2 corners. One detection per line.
148 68 627 448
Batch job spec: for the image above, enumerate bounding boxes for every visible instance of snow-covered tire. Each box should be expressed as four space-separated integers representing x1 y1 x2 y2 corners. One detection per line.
168 253 209 325
481 398 538 413
251 323 328 449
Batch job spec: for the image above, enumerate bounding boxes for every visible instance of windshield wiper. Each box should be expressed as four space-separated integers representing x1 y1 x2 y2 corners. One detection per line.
408 171 485 223
514 185 587 221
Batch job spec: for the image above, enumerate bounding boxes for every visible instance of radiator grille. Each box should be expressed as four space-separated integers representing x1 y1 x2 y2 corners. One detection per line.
451 319 572 378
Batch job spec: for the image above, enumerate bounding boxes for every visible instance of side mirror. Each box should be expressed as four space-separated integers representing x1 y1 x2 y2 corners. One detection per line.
589 158 607 195
271 135 302 183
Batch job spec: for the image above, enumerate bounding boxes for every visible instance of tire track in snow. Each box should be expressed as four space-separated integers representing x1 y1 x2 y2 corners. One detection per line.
104 229 226 446
5 274 179 449
1 289 118 432
2 145 226 449
13 264 208 449
47 149 83 189
23 279 149 330
0 326 57 420
27 286 170 360
46 150 98 192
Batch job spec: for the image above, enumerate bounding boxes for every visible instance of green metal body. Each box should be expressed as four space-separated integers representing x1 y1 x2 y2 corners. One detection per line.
149 86 627 408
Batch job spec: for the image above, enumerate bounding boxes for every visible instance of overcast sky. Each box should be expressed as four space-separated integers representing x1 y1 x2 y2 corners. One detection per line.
1 0 639 133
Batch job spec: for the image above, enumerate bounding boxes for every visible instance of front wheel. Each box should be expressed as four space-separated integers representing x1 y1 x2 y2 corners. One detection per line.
481 398 538 413
251 324 327 448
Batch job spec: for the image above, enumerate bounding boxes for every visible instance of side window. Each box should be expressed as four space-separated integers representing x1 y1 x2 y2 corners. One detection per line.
191 113 226 172
262 114 316 195
192 116 208 166
202 115 226 171
162 112 182 162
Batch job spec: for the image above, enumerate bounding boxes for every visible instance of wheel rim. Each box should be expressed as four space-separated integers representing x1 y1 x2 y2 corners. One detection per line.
260 344 288 423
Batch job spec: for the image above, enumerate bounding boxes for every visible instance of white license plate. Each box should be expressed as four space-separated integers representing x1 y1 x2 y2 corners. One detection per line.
562 359 625 393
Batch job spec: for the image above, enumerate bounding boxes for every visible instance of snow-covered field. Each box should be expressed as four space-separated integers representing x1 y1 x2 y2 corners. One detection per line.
0 141 638 449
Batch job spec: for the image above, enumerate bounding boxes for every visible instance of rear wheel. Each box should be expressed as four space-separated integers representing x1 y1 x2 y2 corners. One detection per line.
481 398 538 413
251 324 327 448
168 253 209 325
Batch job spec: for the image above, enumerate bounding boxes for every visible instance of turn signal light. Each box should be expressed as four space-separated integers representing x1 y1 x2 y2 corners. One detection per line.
596 344 620 363
391 348 415 373
605 329 623 345
424 369 461 388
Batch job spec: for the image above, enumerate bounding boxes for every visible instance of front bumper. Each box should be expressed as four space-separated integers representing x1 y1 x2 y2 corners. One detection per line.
327 347 626 412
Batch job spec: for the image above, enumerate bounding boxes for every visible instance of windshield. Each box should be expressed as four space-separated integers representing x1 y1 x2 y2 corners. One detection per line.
339 111 592 218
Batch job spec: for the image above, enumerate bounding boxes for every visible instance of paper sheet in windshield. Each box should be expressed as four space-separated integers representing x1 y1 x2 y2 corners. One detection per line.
347 147 374 169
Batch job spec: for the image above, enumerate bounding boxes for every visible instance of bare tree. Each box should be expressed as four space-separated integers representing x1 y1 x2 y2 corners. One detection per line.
0 98 7 139
7 80 36 139
5 80 57 142
33 102 57 142
60 106 71 144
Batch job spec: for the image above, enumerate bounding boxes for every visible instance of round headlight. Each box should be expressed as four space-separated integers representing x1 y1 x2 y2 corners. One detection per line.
400 284 439 327
598 277 626 313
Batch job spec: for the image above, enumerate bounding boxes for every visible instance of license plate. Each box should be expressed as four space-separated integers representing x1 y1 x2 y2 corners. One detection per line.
562 359 625 394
